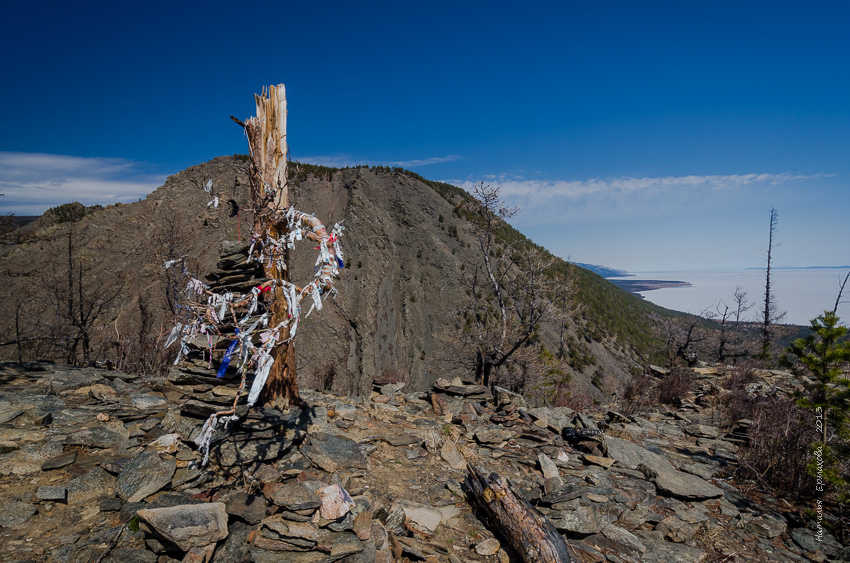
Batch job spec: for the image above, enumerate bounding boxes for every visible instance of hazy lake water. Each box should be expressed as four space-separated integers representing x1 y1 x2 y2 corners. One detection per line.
609 268 850 326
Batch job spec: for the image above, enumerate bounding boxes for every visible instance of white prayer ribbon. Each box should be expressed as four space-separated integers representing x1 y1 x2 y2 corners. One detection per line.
247 351 274 406
165 323 183 348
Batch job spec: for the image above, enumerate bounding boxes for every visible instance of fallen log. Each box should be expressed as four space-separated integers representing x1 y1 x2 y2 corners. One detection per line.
464 464 580 563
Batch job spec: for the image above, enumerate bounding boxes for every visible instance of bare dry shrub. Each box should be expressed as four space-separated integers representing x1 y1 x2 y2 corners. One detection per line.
723 361 766 424
561 391 597 412
114 296 173 376
734 395 816 499
725 388 755 425
722 359 760 391
657 368 694 405
549 380 571 407
619 370 658 416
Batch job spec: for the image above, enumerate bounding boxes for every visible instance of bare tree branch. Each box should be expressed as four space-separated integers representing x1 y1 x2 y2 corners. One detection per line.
833 271 850 315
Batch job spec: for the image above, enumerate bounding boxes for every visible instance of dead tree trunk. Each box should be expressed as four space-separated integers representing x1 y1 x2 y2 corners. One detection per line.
465 465 579 563
761 207 781 358
243 84 300 407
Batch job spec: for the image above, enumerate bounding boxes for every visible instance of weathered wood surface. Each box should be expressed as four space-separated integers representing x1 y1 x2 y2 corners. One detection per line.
243 84 299 406
464 464 580 563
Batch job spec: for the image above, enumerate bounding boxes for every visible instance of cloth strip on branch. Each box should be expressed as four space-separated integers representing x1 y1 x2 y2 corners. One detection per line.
164 204 345 465
217 336 239 379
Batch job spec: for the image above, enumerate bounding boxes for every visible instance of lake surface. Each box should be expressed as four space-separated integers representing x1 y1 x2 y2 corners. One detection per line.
609 268 850 326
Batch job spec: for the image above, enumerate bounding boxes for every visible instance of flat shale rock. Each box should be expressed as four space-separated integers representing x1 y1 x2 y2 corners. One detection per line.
250 531 362 563
180 400 220 418
67 466 116 505
224 491 268 525
0 409 24 424
41 451 78 470
538 452 560 479
301 433 367 471
550 499 602 534
475 537 501 556
63 426 126 448
682 461 717 480
791 528 846 558
597 524 647 555
433 378 491 398
430 393 464 417
137 502 228 551
440 440 467 470
742 514 787 539
583 454 615 468
1 361 845 563
101 548 157 563
395 500 443 532
36 485 68 502
145 492 205 510
0 500 37 527
0 440 64 476
210 520 252 563
683 423 720 439
605 436 722 500
640 538 707 562
261 514 322 543
378 434 420 447
474 426 513 444
263 481 321 511
637 462 723 500
604 436 670 472
655 515 702 543
116 449 176 503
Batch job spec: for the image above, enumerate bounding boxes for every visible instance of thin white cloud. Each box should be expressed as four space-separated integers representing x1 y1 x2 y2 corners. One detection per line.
0 152 166 215
450 172 833 224
294 154 462 169
387 155 462 167
294 154 360 168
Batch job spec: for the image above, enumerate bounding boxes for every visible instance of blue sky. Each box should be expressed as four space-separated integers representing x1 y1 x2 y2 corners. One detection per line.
1 1 848 272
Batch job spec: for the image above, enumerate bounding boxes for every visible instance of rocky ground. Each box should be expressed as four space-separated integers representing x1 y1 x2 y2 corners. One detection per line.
0 361 847 563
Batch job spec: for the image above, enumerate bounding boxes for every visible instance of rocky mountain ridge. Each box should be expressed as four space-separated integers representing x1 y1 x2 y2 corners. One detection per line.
0 156 664 400
0 360 845 563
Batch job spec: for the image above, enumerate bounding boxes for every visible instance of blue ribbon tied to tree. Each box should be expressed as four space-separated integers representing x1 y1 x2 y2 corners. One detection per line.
217 329 240 379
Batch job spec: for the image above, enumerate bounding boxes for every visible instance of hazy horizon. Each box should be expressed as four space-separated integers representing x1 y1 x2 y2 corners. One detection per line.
611 267 850 326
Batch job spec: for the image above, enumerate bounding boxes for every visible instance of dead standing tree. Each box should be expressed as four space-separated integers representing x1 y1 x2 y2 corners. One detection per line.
167 84 345 464
714 285 754 361
242 85 299 407
760 207 786 358
44 230 125 365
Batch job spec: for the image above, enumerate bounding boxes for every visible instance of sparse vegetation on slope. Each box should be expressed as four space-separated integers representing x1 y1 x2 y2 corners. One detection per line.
0 156 693 403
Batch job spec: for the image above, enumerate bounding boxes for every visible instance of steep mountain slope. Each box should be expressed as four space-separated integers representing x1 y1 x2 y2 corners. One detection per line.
0 156 675 400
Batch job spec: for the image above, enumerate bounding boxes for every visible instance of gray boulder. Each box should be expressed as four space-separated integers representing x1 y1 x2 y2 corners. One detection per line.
640 538 707 562
605 436 722 500
0 500 37 527
301 433 367 471
116 450 176 503
137 502 228 551
638 462 723 500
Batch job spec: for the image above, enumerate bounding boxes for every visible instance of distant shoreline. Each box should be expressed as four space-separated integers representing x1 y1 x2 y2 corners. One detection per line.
608 279 692 294
744 265 850 270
